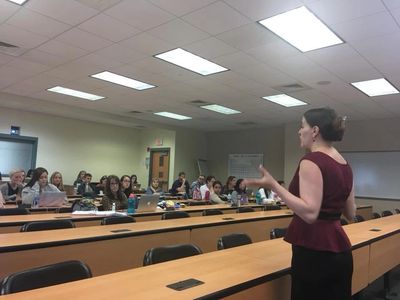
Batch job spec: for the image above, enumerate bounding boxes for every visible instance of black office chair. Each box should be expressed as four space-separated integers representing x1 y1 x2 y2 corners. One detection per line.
202 209 223 216
354 215 365 223
217 233 252 250
20 220 75 232
263 205 282 211
270 228 287 239
188 201 210 206
161 211 190 220
101 216 136 225
236 207 255 213
340 218 349 225
395 208 400 214
0 260 92 295
0 208 30 216
143 244 202 266
57 207 73 213
372 212 381 219
381 210 393 217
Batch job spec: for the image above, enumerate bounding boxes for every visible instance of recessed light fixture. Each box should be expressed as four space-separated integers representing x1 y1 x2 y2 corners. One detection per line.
351 78 399 97
154 112 192 120
154 48 228 76
258 6 343 52
201 104 241 115
262 94 308 107
91 71 155 91
7 0 29 5
47 86 105 101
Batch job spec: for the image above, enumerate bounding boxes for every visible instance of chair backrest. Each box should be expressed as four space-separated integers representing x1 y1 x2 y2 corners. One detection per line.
202 209 223 216
354 215 365 222
270 228 287 239
188 201 210 206
217 233 252 250
381 210 393 217
101 216 136 225
161 211 190 220
340 218 349 225
372 212 381 219
0 208 30 216
0 260 92 295
236 207 255 213
143 244 202 266
263 205 282 211
20 220 75 232
395 208 400 214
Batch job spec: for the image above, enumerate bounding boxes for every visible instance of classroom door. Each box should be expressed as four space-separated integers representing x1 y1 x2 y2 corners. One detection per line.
149 149 170 192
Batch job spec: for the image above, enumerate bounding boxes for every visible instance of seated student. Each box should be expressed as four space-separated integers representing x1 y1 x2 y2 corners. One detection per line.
73 170 86 187
170 171 190 196
146 178 163 195
0 169 24 202
95 175 108 195
200 176 215 200
0 191 5 208
190 175 205 200
120 175 132 198
222 176 236 197
50 171 65 192
21 167 60 205
210 181 226 204
77 173 96 196
101 175 127 210
230 179 248 206
130 174 140 190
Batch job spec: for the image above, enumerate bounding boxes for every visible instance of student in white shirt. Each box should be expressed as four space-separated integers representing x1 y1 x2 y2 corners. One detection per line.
200 176 215 200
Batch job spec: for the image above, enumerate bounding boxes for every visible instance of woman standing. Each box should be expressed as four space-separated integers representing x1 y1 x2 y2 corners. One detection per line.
245 108 355 300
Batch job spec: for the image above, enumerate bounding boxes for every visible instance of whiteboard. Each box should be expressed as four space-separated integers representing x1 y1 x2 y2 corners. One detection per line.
228 154 263 179
342 151 400 200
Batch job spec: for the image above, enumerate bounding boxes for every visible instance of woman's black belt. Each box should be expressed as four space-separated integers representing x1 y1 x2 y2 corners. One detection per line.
318 211 341 220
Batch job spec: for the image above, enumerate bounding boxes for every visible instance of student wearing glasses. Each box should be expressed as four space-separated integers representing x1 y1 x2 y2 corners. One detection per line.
120 175 133 198
101 175 127 211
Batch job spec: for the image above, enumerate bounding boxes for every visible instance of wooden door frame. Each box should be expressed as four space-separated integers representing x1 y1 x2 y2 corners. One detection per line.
148 148 170 188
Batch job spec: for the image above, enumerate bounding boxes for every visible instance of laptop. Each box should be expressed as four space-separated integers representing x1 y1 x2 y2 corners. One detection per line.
132 184 141 190
38 191 67 207
136 194 159 212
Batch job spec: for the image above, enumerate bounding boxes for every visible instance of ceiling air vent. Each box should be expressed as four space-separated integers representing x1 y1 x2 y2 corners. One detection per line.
0 41 26 56
128 111 142 114
237 121 257 126
273 82 311 93
188 99 210 106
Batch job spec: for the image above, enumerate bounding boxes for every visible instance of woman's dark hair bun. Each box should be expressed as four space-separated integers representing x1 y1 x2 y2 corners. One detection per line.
304 108 346 142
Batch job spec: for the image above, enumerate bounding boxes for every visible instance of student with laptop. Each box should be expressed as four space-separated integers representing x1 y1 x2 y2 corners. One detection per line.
130 174 140 190
146 178 163 195
0 169 24 202
50 171 65 192
21 167 60 205
101 175 127 211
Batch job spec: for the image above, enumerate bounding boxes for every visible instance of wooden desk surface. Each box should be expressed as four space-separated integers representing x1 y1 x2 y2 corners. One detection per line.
0 210 293 252
1 215 398 300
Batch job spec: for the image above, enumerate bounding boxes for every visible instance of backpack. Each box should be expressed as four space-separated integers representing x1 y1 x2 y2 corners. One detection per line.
72 198 97 211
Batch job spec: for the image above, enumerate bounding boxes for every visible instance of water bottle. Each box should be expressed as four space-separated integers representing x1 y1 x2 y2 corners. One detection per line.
237 193 241 207
128 193 135 214
33 191 40 208
111 202 116 212
255 191 262 205
204 190 210 201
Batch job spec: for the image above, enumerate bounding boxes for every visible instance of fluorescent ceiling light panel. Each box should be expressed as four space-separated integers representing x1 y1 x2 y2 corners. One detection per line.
258 6 343 52
91 71 155 90
154 112 192 120
154 48 228 75
262 94 308 107
201 104 241 115
351 78 399 97
7 0 29 5
47 86 105 101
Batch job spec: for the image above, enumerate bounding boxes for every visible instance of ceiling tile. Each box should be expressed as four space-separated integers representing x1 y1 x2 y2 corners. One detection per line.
147 19 209 46
0 23 49 49
213 52 260 72
148 0 217 17
182 37 237 59
55 28 113 51
382 0 400 10
119 32 173 55
37 40 89 61
0 1 19 23
104 0 175 30
6 8 71 39
76 0 122 11
94 44 147 63
26 0 99 26
21 49 70 67
182 1 251 35
78 13 140 42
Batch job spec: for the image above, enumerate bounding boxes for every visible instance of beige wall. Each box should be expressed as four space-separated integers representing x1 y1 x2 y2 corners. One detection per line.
205 127 285 183
0 107 141 185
